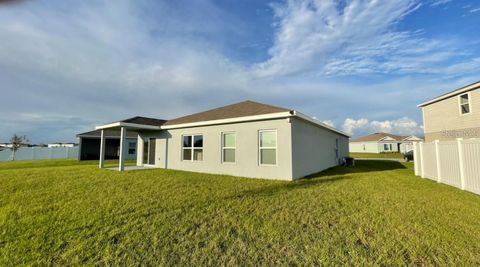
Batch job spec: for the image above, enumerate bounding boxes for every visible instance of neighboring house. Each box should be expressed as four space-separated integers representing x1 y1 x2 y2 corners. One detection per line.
350 132 423 153
0 143 13 148
47 143 77 148
94 100 350 180
418 81 480 142
77 129 140 160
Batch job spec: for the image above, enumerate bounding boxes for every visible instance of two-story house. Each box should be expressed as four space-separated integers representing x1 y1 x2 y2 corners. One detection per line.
418 81 480 142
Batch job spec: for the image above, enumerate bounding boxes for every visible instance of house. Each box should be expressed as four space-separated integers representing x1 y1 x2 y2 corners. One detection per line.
418 81 480 141
93 100 350 180
47 143 77 148
77 129 140 160
0 143 13 148
349 132 423 153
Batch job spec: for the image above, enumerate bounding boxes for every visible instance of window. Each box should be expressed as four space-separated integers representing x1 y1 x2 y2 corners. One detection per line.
128 141 136 155
259 130 277 165
459 93 471 114
182 135 203 161
384 144 390 151
222 132 236 163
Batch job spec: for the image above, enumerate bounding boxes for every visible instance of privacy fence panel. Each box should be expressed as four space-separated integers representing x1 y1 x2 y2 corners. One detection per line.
462 140 480 194
437 141 461 188
0 147 79 161
414 138 480 195
421 142 438 181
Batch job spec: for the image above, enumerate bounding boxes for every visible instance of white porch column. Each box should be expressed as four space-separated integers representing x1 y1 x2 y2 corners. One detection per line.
99 129 105 168
119 126 126 171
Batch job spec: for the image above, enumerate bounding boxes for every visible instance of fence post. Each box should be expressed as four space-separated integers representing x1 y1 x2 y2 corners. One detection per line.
434 140 442 183
413 142 419 176
65 147 69 158
419 142 425 178
31 147 35 160
457 138 466 190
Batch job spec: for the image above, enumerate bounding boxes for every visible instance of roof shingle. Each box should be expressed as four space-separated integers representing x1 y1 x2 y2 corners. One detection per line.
163 100 291 126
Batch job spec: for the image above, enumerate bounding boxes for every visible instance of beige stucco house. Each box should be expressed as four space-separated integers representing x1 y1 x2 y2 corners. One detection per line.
418 81 480 142
92 101 350 180
349 132 423 153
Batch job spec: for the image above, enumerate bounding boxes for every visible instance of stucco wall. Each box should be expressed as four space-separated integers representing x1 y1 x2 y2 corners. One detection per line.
349 142 380 153
291 118 349 179
350 141 401 153
138 118 294 180
422 88 480 141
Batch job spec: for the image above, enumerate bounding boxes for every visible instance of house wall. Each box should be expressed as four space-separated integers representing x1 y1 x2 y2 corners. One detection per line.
349 142 380 153
422 88 480 141
349 142 402 153
138 118 294 180
291 118 349 179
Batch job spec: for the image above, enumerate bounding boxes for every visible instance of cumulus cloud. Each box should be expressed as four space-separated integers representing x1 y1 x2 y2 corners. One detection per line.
253 0 479 77
342 117 423 137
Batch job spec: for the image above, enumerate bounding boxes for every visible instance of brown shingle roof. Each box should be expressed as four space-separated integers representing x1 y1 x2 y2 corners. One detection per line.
163 100 291 126
351 132 407 142
120 116 167 126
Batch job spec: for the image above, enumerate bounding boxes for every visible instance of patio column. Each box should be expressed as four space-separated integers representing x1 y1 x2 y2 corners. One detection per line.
99 129 105 168
119 126 126 171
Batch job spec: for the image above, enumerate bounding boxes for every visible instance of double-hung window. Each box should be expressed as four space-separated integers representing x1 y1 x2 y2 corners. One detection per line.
259 130 277 165
459 93 471 114
222 132 236 163
128 141 136 155
182 135 203 161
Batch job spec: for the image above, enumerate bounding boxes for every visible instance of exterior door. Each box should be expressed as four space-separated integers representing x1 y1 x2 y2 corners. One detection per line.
143 138 156 165
148 138 156 165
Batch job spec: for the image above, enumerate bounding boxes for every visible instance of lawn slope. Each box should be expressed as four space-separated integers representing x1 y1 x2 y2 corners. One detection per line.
0 160 479 265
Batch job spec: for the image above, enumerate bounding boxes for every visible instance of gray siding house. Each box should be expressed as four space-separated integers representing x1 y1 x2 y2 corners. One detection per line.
419 81 480 142
94 101 349 180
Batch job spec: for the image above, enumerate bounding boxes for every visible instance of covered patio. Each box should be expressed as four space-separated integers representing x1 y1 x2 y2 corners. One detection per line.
95 116 166 171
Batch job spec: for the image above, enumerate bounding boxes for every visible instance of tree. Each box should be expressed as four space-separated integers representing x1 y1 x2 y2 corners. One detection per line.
10 134 29 161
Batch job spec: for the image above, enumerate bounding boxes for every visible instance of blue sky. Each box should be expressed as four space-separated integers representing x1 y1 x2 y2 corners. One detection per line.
0 0 479 143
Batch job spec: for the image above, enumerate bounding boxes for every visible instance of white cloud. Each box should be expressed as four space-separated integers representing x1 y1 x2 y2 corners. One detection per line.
253 0 479 77
321 120 335 127
470 7 480 13
342 117 423 137
429 0 453 7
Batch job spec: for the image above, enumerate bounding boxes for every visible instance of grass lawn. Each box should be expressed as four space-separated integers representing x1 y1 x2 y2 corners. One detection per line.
1 160 480 265
350 152 404 159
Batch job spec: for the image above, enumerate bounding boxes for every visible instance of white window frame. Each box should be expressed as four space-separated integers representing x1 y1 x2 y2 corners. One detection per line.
458 92 472 115
384 144 390 151
258 129 278 166
182 134 203 161
221 132 236 164
128 141 137 155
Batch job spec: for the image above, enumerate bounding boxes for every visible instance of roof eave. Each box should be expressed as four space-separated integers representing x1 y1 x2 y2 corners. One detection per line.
161 111 293 129
95 122 162 130
292 111 350 137
418 81 480 107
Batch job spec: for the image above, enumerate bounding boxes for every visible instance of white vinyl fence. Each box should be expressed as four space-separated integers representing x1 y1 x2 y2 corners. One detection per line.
413 139 480 195
0 147 79 161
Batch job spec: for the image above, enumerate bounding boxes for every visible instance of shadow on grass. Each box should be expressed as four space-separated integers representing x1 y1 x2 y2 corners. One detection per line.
228 160 407 198
306 160 407 178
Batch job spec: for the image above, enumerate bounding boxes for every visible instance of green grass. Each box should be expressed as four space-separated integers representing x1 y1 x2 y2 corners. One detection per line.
350 152 404 159
1 160 479 265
